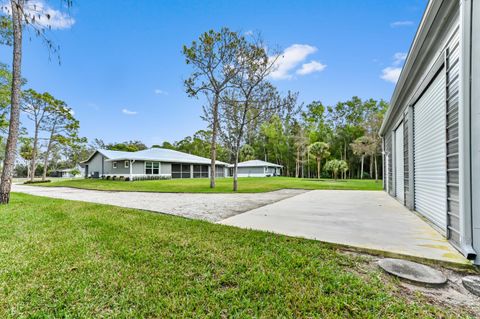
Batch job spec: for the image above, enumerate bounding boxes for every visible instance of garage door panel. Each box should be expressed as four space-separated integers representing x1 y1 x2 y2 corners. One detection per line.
414 70 447 231
395 123 404 201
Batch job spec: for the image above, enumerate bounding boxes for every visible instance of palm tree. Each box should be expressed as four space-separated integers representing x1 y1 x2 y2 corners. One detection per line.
350 136 374 179
308 142 330 179
325 159 349 180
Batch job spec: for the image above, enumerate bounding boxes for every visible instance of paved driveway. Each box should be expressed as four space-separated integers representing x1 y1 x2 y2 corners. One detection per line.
12 184 305 222
219 190 468 265
13 184 468 265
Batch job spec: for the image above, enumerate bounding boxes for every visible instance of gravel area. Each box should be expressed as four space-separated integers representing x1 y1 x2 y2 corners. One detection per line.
12 184 307 222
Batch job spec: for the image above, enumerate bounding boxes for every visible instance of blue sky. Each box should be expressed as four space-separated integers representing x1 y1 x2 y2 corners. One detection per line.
2 0 427 146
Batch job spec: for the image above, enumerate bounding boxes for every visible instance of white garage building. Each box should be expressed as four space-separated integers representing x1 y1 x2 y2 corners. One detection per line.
379 0 479 265
229 160 283 177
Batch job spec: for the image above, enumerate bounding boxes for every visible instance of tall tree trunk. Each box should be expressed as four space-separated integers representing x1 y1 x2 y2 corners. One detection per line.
360 155 364 179
369 155 373 178
233 152 239 192
307 155 310 178
295 148 299 178
316 158 320 179
209 95 219 188
0 0 23 204
374 155 378 182
42 124 56 181
301 153 304 178
30 127 39 182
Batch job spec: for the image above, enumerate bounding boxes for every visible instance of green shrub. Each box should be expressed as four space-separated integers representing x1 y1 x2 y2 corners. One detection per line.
24 180 51 184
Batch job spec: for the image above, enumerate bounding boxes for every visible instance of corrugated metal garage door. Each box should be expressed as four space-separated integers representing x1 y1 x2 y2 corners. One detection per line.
395 123 404 202
445 27 461 247
403 112 411 207
414 70 447 230
385 132 393 196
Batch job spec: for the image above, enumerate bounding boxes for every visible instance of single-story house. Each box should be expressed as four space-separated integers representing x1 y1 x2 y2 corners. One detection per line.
81 148 229 180
229 160 282 177
379 0 479 265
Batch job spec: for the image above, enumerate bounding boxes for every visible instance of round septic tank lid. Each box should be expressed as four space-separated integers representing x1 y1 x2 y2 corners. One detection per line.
378 258 447 286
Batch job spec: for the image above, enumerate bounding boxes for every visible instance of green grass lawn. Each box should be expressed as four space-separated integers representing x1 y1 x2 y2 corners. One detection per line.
0 193 472 318
40 176 383 193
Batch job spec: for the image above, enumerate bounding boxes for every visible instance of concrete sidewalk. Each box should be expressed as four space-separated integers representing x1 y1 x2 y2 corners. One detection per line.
219 190 469 266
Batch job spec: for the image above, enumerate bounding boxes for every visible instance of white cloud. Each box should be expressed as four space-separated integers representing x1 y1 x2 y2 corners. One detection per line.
393 52 407 65
380 52 407 83
296 60 327 75
154 89 168 95
270 44 318 80
390 20 414 28
2 0 75 30
381 67 402 84
122 108 137 115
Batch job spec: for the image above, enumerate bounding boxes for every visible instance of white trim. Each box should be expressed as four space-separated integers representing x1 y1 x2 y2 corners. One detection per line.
112 161 117 169
124 160 129 168
103 173 170 178
237 173 273 178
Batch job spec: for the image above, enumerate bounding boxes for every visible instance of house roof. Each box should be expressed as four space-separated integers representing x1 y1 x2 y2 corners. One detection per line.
230 160 283 168
83 148 229 166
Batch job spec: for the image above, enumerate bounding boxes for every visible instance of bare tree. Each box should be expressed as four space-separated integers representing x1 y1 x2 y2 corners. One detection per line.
183 28 245 189
293 125 308 178
219 35 283 191
41 98 79 181
364 110 385 182
220 83 281 191
21 89 52 181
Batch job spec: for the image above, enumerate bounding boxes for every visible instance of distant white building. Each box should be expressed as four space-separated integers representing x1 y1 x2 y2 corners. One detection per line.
51 165 83 178
229 160 282 177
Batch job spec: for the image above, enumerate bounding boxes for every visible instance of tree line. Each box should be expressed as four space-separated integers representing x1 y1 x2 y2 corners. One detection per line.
121 96 387 183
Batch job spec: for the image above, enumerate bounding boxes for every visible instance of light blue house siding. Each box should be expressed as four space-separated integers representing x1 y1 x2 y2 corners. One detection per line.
82 149 228 180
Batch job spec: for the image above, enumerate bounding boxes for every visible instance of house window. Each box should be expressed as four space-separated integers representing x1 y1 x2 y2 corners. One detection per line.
193 165 208 178
125 161 130 168
172 164 191 178
145 162 160 175
215 165 224 177
113 162 117 169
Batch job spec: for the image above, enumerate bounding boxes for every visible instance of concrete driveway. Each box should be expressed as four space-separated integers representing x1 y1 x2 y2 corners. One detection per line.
13 184 468 265
12 184 305 222
219 190 469 266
